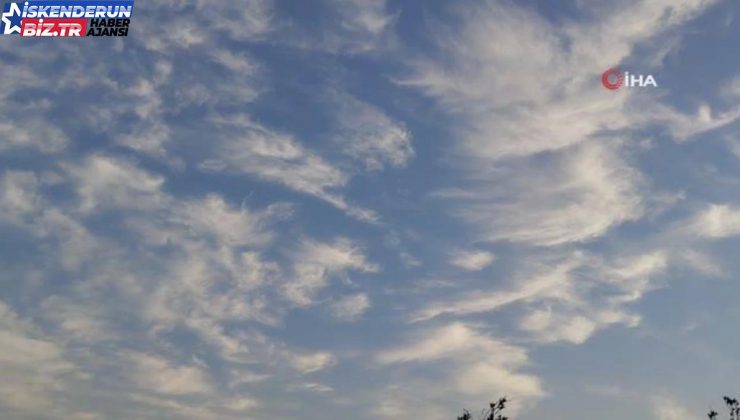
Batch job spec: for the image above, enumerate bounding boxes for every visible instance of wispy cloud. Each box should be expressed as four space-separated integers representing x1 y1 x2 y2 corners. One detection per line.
450 249 496 271
284 238 378 307
281 0 398 53
416 250 667 344
0 302 87 418
652 395 698 420
330 293 371 321
329 91 414 172
127 352 213 396
408 0 722 247
288 352 337 374
200 115 379 222
0 151 378 417
687 204 740 238
376 323 543 418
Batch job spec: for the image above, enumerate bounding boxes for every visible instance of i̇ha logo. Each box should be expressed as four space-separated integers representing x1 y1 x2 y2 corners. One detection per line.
601 67 658 90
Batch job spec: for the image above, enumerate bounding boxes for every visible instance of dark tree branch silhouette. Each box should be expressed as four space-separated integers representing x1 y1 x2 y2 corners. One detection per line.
457 409 472 420
459 395 740 419
458 397 508 420
723 396 739 420
707 396 740 420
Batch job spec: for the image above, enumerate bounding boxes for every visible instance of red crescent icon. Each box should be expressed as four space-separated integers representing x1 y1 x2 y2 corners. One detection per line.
601 68 623 90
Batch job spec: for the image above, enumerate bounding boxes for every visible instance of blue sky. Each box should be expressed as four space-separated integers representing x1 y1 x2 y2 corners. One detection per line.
1 0 740 419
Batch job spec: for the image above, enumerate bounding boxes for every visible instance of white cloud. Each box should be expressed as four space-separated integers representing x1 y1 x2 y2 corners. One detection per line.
290 0 397 54
64 155 165 214
169 194 276 247
0 301 85 417
399 252 421 268
519 310 597 345
198 116 347 198
210 0 274 42
39 296 113 343
414 254 586 322
0 157 353 417
688 204 740 239
337 0 396 51
147 258 279 360
222 397 261 412
450 249 495 271
728 138 740 161
443 140 645 247
416 250 667 344
0 2 386 226
138 0 273 51
721 76 740 99
407 0 719 247
0 170 106 270
199 115 378 222
128 352 213 396
288 352 336 374
377 323 503 364
334 0 395 37
652 395 697 420
676 249 723 277
0 1 399 418
23 157 287 334
643 101 740 141
330 293 371 321
284 238 378 307
376 323 543 418
330 92 413 171
124 359 261 419
403 0 630 159
0 119 68 154
0 0 272 170
291 382 334 393
0 171 40 222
